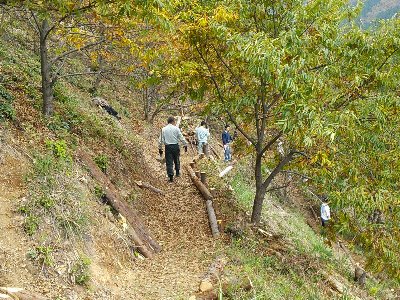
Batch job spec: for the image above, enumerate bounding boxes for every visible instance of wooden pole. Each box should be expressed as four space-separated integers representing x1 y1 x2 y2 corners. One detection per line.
206 200 219 237
185 165 219 237
210 188 217 198
134 180 164 194
195 170 201 179
200 172 207 186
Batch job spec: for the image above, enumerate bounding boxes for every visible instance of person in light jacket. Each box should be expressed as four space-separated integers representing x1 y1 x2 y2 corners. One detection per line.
195 121 210 154
320 196 331 227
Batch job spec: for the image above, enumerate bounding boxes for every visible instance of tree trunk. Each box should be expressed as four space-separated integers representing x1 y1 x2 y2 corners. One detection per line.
39 19 54 117
143 87 150 121
90 54 103 95
251 154 267 223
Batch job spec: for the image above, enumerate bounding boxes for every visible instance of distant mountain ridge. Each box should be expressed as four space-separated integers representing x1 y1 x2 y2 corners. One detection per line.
357 0 400 23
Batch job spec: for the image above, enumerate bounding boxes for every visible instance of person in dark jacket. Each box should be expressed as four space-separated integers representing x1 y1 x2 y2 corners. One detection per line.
158 117 188 182
222 124 233 161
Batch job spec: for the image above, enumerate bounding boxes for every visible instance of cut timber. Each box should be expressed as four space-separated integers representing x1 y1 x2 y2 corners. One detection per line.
206 200 219 237
219 165 233 178
186 165 213 201
0 287 48 300
185 165 219 237
200 172 207 186
77 150 160 257
195 171 201 179
134 180 164 194
209 188 217 198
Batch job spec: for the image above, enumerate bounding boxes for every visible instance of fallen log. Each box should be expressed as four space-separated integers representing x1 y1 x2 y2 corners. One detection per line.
200 172 207 186
134 180 164 194
185 165 219 237
0 287 48 300
186 165 213 201
77 150 160 257
206 200 219 237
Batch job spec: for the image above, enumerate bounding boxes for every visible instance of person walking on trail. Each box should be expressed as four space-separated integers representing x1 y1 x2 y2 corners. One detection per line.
195 121 210 154
320 197 331 227
222 124 233 162
158 116 188 183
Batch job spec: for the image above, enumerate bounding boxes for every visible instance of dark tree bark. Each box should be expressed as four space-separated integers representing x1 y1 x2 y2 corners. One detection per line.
39 18 54 116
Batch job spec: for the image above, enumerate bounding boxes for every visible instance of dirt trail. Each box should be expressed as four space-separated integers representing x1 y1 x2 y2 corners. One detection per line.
90 138 218 299
0 142 32 287
0 130 219 299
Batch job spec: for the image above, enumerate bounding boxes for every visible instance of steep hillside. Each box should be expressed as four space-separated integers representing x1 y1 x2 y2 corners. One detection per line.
0 13 399 300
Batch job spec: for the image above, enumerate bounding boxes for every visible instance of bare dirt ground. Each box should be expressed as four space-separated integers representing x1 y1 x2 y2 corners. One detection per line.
0 126 219 300
97 130 218 299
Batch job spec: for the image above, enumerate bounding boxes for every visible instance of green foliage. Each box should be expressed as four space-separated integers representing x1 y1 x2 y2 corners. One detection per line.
46 139 69 160
94 185 106 199
0 84 15 121
29 245 54 267
21 138 88 238
71 255 91 286
23 215 39 236
94 154 109 173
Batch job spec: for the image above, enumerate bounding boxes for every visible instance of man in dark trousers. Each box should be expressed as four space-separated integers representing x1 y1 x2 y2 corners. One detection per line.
158 116 188 182
222 124 233 161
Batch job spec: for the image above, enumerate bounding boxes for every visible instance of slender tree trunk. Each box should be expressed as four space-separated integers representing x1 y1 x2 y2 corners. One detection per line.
90 54 103 95
143 87 150 121
39 19 54 117
251 150 297 223
251 153 267 223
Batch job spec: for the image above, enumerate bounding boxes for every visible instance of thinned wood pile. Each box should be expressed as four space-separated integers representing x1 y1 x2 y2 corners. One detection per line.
185 164 220 237
77 150 161 258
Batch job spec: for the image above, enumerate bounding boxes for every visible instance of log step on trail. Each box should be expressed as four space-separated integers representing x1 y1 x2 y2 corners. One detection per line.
185 164 220 237
77 150 161 258
134 180 164 194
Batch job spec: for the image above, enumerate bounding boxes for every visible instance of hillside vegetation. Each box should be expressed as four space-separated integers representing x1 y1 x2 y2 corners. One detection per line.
0 1 399 299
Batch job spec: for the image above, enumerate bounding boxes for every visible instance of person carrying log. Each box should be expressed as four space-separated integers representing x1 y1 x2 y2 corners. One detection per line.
195 120 210 154
158 116 188 183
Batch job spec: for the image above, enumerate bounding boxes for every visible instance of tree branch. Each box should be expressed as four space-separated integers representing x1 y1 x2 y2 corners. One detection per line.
262 149 307 189
44 3 95 40
226 110 257 147
30 10 41 33
51 38 105 64
57 71 102 78
266 184 290 193
334 47 399 109
211 43 246 93
260 131 283 155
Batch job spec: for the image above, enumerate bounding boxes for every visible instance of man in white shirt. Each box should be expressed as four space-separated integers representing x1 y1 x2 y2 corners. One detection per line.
320 197 331 227
158 116 188 182
195 121 210 154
